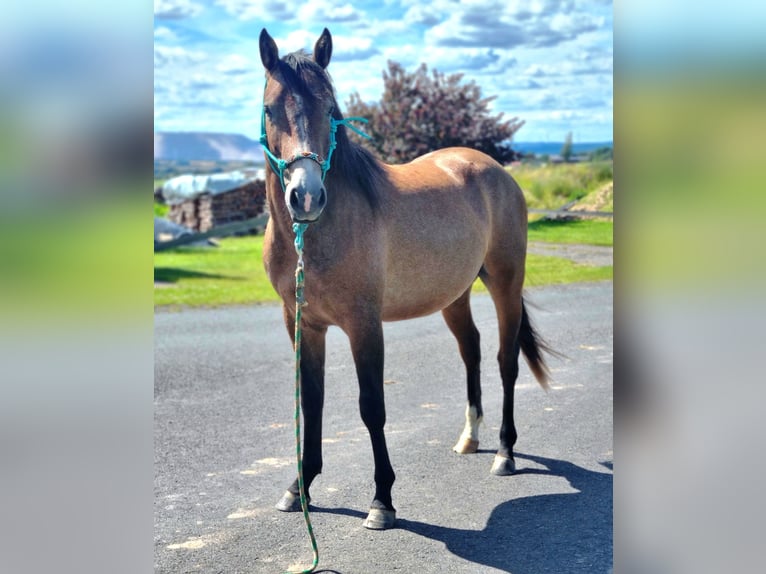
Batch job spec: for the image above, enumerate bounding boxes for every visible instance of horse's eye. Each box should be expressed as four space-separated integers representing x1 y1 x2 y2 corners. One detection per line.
264 105 273 118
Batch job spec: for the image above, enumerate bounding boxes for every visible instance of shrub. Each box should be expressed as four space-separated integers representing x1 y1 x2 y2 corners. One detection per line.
346 61 524 165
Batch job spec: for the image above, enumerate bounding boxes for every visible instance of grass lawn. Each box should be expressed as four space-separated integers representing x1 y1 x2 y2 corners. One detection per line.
528 219 613 246
155 219 612 309
155 236 280 307
472 253 612 295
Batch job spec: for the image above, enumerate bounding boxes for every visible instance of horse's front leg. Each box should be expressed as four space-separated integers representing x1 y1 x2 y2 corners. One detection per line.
276 311 327 512
348 319 396 530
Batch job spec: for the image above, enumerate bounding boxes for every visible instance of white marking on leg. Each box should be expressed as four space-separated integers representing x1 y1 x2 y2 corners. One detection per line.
454 404 482 453
459 405 482 442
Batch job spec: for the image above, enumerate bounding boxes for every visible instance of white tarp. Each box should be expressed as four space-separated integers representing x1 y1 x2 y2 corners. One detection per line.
161 169 265 205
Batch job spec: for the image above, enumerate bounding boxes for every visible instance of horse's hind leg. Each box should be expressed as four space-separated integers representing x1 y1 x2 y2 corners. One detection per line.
483 277 524 476
442 288 483 454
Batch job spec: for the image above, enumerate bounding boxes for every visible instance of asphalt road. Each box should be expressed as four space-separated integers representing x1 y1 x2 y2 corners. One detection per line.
155 282 613 573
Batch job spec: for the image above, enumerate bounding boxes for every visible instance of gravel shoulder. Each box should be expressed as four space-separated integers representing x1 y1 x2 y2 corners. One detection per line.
528 242 613 267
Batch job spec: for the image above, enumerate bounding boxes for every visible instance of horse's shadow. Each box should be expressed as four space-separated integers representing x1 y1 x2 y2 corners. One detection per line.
315 453 612 573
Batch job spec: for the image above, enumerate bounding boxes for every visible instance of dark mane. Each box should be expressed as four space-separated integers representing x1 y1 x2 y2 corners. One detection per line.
327 115 386 211
276 51 386 210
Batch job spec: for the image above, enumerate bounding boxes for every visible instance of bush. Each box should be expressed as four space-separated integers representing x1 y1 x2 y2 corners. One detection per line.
346 61 524 165
509 161 613 210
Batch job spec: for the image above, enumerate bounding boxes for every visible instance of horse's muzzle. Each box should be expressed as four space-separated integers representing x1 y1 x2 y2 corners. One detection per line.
287 184 327 222
284 159 327 223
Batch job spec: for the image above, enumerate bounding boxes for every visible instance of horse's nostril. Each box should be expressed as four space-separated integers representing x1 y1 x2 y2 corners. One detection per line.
317 188 327 209
289 189 301 210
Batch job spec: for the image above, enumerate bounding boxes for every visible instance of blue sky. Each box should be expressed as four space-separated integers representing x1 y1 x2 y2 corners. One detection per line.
154 0 613 143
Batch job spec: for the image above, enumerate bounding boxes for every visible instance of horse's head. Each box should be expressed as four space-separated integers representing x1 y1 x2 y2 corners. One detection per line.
259 28 336 223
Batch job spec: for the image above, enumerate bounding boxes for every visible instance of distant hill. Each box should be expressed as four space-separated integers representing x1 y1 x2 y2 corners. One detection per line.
514 141 613 157
154 132 265 163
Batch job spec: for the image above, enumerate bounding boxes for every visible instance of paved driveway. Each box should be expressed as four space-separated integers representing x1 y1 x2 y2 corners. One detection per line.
155 282 613 573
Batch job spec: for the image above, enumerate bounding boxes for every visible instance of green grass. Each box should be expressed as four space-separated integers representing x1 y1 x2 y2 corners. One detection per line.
472 253 612 295
155 219 612 309
524 253 612 286
154 202 169 217
154 236 279 308
528 219 613 246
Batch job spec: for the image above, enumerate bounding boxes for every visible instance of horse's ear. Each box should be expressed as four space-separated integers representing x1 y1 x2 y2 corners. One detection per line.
313 28 333 69
259 29 279 72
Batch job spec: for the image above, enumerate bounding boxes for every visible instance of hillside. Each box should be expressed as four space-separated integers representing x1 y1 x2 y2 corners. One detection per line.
154 132 265 162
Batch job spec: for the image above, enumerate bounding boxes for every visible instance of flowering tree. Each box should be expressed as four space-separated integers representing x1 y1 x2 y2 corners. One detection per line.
346 61 524 165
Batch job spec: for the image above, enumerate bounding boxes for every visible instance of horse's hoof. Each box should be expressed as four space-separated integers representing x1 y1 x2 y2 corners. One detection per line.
363 507 396 530
275 490 308 512
490 454 516 476
452 438 479 454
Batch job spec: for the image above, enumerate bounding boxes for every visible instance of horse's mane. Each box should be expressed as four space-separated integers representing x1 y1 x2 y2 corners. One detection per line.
277 51 385 210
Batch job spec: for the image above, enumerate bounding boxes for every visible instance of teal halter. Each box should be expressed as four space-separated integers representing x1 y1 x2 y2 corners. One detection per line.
259 86 372 193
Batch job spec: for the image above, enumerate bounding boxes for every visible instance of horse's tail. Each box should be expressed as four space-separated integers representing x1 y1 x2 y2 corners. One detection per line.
519 297 558 391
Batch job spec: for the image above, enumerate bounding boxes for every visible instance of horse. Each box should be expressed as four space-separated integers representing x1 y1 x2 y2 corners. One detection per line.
258 28 554 530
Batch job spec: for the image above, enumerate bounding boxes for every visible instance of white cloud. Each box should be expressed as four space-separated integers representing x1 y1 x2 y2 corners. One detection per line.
154 0 612 141
403 4 442 26
330 35 379 61
279 29 317 54
217 53 253 75
519 78 544 90
352 11 417 40
154 0 203 20
424 0 606 49
521 57 611 80
154 45 207 69
426 13 527 49
532 91 559 109
391 45 513 74
214 0 295 22
523 64 548 77
154 26 177 41
549 109 586 121
188 73 218 90
301 2 364 24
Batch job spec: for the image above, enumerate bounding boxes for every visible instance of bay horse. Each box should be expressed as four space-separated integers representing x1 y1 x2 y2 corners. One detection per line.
259 28 553 530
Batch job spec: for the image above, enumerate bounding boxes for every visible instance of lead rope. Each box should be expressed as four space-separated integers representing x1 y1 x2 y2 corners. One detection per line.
285 221 319 574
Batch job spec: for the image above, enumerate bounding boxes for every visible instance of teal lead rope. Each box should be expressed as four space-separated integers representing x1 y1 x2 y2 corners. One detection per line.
287 221 319 574
261 80 371 572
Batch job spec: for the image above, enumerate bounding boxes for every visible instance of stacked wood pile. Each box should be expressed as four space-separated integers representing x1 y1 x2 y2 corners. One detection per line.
167 179 267 233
